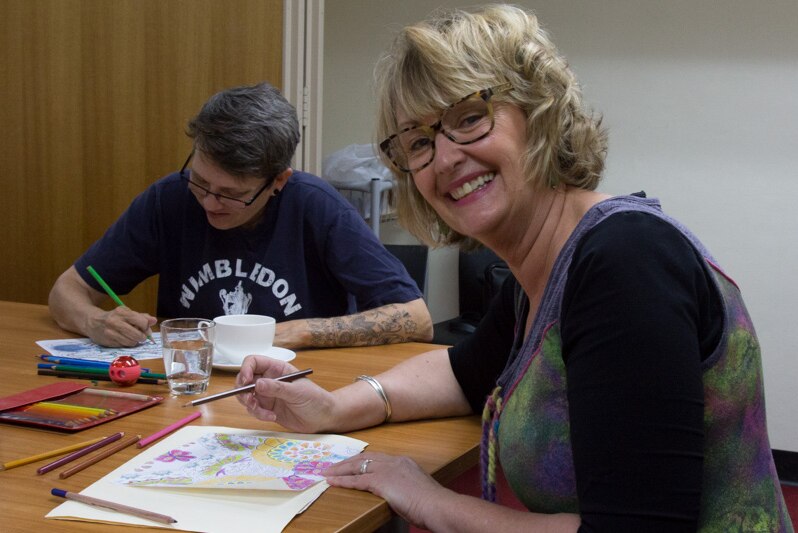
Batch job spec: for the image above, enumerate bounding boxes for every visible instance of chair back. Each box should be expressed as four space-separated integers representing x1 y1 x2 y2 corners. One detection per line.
384 244 429 294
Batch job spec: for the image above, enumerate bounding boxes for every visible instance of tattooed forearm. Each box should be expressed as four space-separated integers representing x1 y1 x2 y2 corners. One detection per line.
307 304 419 347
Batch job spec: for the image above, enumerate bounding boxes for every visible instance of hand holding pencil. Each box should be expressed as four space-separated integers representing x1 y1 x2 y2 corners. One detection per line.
85 266 157 347
235 357 324 431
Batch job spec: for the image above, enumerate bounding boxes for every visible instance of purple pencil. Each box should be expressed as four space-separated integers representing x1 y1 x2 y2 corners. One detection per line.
36 432 125 475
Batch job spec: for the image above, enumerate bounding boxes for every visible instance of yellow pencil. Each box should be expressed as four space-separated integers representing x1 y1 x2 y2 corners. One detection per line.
0 436 106 471
34 402 113 416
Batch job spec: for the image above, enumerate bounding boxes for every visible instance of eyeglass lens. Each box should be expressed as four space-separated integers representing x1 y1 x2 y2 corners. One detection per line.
387 91 494 172
182 168 261 208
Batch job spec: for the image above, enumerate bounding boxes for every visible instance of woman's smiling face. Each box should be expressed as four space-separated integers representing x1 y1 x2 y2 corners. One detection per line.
406 102 532 241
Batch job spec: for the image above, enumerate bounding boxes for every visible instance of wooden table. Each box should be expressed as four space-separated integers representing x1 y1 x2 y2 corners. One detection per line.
0 301 481 532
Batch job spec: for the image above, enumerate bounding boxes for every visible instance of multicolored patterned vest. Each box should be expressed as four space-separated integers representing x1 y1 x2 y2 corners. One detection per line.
481 195 793 531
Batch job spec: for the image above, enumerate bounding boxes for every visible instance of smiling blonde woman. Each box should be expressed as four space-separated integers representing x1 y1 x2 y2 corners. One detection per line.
236 6 793 531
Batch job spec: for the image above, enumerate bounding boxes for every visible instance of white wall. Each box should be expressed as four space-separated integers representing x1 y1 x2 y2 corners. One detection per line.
322 1 798 452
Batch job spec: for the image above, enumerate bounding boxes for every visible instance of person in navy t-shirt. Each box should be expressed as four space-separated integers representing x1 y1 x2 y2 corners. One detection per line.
48 82 432 350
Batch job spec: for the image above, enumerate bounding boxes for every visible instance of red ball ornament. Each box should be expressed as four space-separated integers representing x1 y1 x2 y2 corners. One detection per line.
109 355 142 386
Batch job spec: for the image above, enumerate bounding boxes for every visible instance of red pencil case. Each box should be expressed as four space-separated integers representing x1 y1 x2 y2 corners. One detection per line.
0 382 162 432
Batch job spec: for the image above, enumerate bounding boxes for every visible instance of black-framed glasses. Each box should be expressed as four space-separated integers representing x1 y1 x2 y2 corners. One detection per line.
379 83 513 173
179 150 271 208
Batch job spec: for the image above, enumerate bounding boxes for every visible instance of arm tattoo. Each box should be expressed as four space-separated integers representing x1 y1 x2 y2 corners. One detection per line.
307 304 418 347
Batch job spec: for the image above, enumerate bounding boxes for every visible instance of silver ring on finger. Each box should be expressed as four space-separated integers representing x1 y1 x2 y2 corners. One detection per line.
359 459 373 475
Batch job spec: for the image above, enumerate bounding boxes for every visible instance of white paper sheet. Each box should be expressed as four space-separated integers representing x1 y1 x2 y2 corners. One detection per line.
38 336 163 362
46 426 368 532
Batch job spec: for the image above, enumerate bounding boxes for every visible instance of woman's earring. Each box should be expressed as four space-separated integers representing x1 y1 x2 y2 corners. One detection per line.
272 189 281 197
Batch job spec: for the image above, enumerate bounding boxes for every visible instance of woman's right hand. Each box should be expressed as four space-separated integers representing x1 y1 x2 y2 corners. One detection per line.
235 355 335 433
86 306 156 347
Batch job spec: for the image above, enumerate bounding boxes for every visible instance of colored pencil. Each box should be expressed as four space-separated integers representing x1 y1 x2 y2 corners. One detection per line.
182 368 313 407
34 402 115 416
38 360 152 372
0 436 106 471
37 369 166 385
86 265 156 344
58 434 140 479
38 356 112 368
82 388 154 401
14 403 115 426
136 411 202 448
51 488 177 524
36 432 124 475
36 364 166 380
0 411 77 428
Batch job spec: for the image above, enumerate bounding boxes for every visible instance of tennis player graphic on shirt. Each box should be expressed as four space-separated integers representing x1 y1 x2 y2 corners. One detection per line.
219 281 253 315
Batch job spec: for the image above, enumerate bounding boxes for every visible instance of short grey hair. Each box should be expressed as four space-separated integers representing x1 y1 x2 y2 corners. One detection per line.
187 82 300 184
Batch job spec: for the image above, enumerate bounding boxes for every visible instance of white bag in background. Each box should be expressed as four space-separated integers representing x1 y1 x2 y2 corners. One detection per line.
322 144 394 220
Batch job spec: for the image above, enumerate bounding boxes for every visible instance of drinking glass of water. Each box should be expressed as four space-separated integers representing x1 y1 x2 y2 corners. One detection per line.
160 318 215 395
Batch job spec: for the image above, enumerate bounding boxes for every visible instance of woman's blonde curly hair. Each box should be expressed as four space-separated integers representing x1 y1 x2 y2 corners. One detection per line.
374 4 608 249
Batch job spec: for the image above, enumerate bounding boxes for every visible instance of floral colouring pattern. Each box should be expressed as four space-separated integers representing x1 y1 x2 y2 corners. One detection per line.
116 432 363 491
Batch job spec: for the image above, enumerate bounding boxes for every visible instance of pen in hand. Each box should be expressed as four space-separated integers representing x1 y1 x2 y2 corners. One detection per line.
182 369 313 407
86 265 156 344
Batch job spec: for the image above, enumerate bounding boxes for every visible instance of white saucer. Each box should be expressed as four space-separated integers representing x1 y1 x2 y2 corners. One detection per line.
212 346 296 371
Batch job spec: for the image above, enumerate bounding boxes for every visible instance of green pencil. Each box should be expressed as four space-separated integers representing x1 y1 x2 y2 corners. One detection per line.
40 364 167 380
37 369 167 385
86 265 155 344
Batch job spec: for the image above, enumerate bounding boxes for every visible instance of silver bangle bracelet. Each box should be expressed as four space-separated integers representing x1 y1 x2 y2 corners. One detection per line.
355 375 392 423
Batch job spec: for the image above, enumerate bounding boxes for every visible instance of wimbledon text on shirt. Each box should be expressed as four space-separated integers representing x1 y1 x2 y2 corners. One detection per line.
179 259 302 316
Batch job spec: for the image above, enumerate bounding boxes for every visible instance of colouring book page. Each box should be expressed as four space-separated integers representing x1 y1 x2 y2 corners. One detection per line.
116 432 363 490
47 426 368 533
37 336 163 362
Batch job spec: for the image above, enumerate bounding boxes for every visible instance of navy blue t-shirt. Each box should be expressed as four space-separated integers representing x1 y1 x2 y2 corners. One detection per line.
75 171 421 320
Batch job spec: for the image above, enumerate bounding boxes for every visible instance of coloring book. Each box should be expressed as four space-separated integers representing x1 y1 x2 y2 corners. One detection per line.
117 432 362 490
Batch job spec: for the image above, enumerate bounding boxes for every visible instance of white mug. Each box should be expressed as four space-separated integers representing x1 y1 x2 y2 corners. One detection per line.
213 314 276 365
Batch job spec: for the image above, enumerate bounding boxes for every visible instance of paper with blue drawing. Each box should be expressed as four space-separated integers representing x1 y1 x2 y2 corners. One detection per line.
37 336 164 362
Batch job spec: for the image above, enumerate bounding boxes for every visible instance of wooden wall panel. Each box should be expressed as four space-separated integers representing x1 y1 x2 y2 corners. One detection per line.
0 0 283 314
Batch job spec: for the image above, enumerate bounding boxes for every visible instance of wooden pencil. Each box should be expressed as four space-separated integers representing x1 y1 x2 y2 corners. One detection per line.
82 388 154 401
38 359 153 372
86 265 156 344
58 434 141 479
0 436 106 471
51 488 176 524
37 369 166 385
36 432 124 475
38 364 165 379
36 365 166 380
182 368 313 407
34 402 114 416
136 411 201 448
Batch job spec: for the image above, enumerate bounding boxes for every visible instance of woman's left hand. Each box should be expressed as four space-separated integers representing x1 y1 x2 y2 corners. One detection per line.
323 452 446 530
